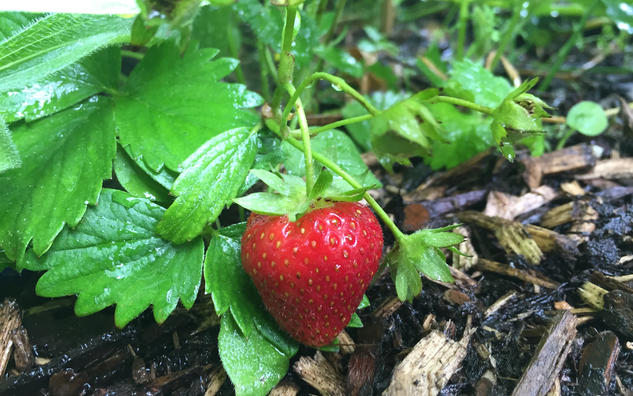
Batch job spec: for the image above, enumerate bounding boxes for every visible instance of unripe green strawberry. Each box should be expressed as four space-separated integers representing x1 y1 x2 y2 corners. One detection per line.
241 201 384 347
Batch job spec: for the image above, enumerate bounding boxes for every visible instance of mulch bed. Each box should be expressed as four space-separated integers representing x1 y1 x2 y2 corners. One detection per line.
2 137 633 395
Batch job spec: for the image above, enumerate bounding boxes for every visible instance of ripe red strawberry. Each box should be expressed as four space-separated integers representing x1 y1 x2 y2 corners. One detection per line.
241 201 384 347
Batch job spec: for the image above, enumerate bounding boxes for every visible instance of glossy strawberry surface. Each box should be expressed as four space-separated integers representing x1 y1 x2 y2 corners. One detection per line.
241 201 384 347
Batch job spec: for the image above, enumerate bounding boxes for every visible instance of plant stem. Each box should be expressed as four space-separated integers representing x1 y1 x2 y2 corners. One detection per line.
285 83 316 195
315 0 347 73
537 0 601 91
265 46 279 84
121 49 144 60
258 41 271 103
227 23 245 85
282 72 379 122
289 114 374 138
456 0 470 61
284 136 405 241
489 1 523 71
435 96 494 115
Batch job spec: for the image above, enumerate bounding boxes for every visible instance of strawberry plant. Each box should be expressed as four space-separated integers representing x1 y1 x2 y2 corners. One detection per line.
0 2 552 395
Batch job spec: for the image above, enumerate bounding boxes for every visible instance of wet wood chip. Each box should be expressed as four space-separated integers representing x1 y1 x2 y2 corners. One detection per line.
578 331 620 396
452 225 478 271
560 180 586 196
0 298 21 378
11 327 34 372
268 379 301 396
511 310 577 396
457 211 543 265
578 282 608 310
294 351 346 396
383 328 476 396
576 158 633 181
521 144 596 188
476 259 559 289
523 224 578 257
371 296 403 320
204 365 227 396
485 291 519 318
484 186 557 220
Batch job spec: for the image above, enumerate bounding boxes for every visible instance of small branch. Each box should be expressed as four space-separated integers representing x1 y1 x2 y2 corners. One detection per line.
476 259 559 289
282 72 379 123
289 114 374 139
435 96 494 115
455 0 470 61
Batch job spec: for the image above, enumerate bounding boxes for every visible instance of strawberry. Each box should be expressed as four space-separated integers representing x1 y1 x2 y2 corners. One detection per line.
241 201 383 347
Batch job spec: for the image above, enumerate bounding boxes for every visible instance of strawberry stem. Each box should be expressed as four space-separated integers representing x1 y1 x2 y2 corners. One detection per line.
284 135 406 242
284 82 316 195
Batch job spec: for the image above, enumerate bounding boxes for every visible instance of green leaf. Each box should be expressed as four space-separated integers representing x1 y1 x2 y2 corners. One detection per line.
425 102 494 170
219 314 292 396
211 224 298 395
310 168 334 199
21 189 204 327
370 90 446 172
602 0 633 33
0 46 121 124
342 91 407 152
0 97 116 262
131 15 159 47
0 12 43 40
116 40 262 172
445 59 513 108
282 129 381 188
0 249 14 272
192 5 236 57
158 127 258 243
114 144 172 203
315 46 364 78
418 228 467 247
347 313 363 328
121 144 179 191
0 119 20 173
567 101 608 136
0 13 133 91
205 231 258 336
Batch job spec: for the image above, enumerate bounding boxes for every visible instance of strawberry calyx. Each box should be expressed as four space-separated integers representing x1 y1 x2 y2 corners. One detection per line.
233 168 375 221
384 224 466 302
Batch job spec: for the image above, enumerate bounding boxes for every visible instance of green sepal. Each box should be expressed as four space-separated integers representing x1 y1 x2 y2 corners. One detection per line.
317 337 340 353
386 228 464 302
490 78 552 161
233 192 309 220
309 168 334 200
348 313 364 328
358 294 370 310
